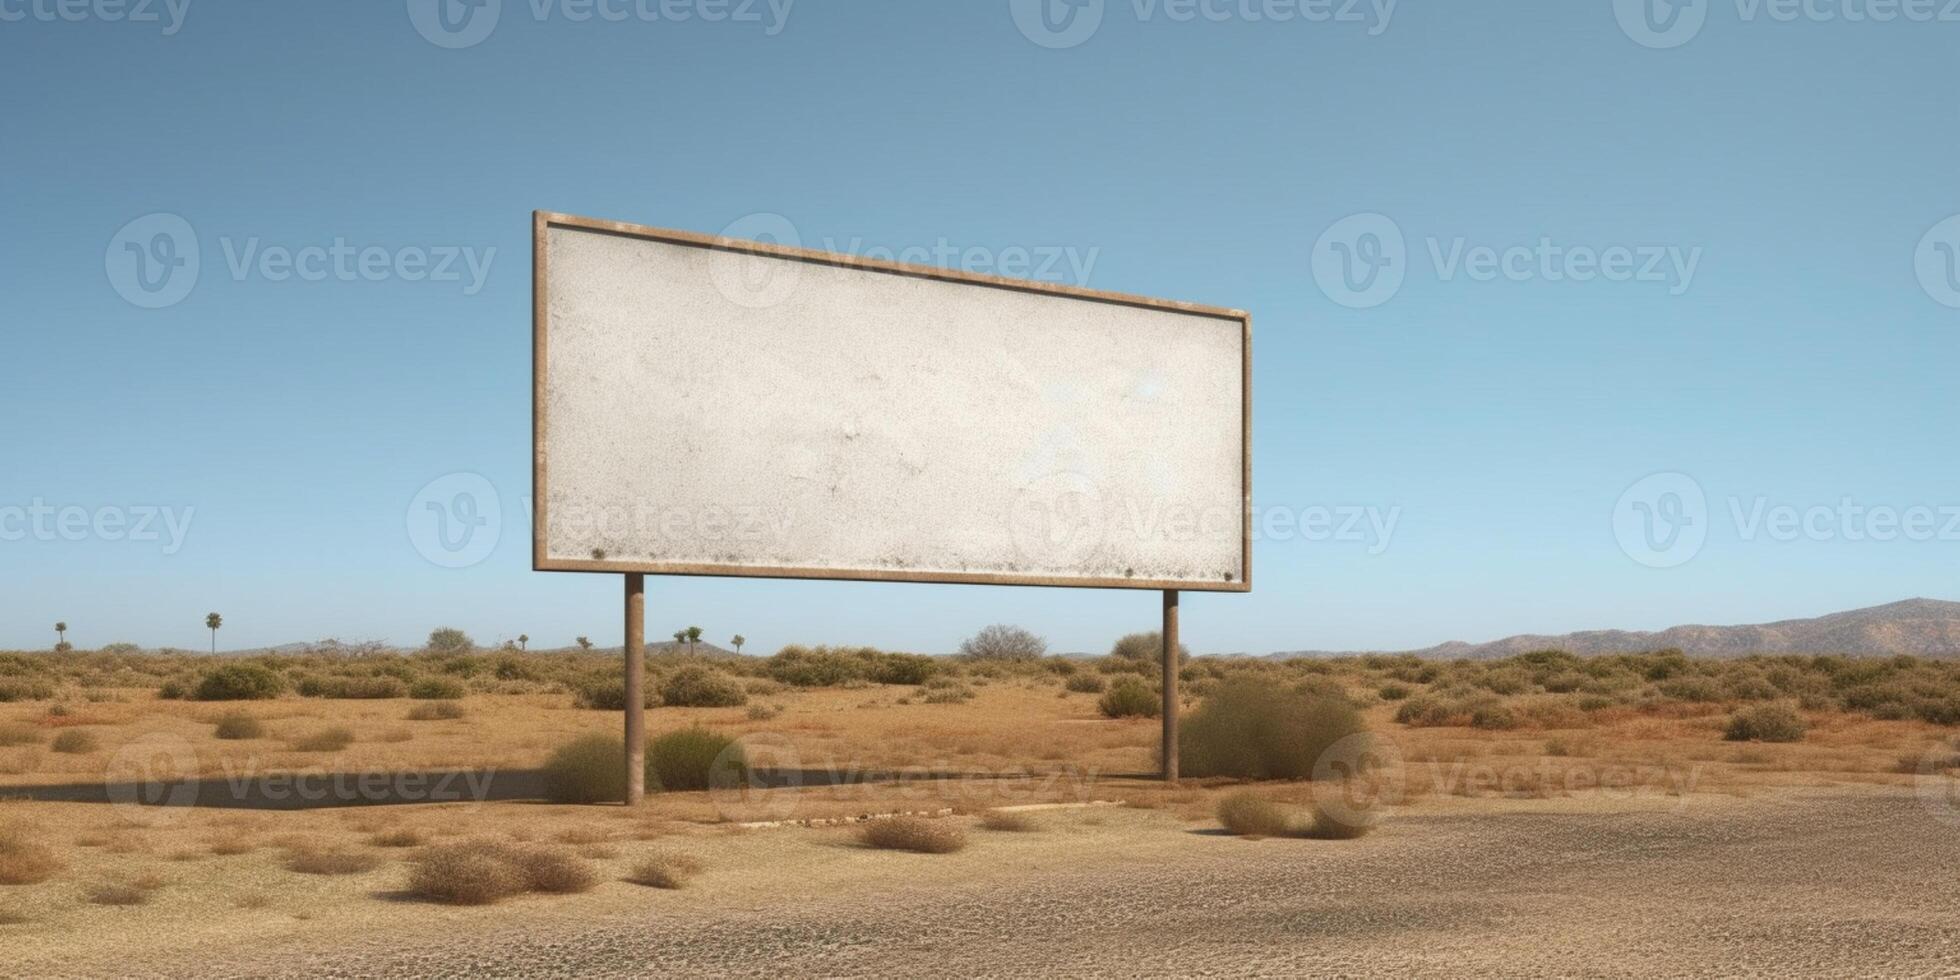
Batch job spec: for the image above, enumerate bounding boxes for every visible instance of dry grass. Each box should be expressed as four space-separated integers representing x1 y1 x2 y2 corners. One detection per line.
1216 792 1291 838
978 809 1039 832
0 908 29 925
405 841 598 905
50 729 98 754
285 848 383 875
211 711 266 740
208 838 256 856
0 823 62 885
858 816 967 854
625 853 704 889
406 701 465 722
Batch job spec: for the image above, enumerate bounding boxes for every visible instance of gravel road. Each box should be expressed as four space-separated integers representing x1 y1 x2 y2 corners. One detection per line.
35 788 1960 978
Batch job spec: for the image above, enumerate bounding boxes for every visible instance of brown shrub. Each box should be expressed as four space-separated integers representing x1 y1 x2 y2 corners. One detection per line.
406 841 598 905
625 853 704 890
858 816 966 854
285 849 383 875
977 809 1038 832
1216 791 1290 837
370 829 426 848
85 882 152 906
0 824 62 885
50 730 99 754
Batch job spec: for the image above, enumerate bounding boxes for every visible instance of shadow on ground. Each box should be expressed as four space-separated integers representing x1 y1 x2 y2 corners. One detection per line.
2 766 1118 811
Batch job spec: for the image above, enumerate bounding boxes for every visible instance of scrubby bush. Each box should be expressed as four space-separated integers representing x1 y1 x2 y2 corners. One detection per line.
406 841 597 905
1098 676 1160 719
959 624 1047 661
50 730 98 754
193 663 285 701
858 816 966 853
0 725 41 747
1725 704 1807 743
285 849 382 875
659 666 748 708
1377 682 1412 701
297 675 406 700
573 677 655 710
766 646 868 687
212 712 265 740
0 680 55 703
649 727 744 791
542 734 630 804
626 853 703 889
408 677 466 700
1108 631 1189 666
1216 791 1290 837
1065 673 1108 694
0 824 61 885
865 653 939 686
978 809 1038 832
407 701 466 721
426 628 474 655
1179 678 1364 780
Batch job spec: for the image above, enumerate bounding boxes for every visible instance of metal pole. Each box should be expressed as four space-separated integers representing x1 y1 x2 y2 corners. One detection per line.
624 572 646 805
1162 589 1179 782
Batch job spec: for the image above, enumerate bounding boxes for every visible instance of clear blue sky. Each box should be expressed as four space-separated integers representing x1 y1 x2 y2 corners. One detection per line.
3 1 1956 655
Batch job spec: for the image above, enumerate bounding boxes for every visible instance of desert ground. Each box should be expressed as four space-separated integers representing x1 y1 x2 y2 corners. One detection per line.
2 643 1958 977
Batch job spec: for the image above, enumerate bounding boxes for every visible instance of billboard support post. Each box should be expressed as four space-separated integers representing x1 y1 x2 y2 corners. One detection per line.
1162 589 1180 782
624 572 646 805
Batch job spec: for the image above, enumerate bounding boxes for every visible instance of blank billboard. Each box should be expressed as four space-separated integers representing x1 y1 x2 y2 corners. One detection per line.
533 212 1249 591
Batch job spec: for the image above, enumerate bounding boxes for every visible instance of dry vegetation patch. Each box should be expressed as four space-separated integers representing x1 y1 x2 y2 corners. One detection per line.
405 841 598 905
625 852 704 889
0 823 62 885
858 816 967 854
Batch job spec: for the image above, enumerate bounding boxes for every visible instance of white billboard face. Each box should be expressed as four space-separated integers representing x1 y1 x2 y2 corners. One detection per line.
534 213 1250 592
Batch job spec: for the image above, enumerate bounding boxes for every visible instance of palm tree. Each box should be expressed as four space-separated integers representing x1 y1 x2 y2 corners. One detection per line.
731 634 745 655
205 612 223 654
684 626 703 656
672 629 687 653
518 634 529 651
575 636 592 651
55 622 67 646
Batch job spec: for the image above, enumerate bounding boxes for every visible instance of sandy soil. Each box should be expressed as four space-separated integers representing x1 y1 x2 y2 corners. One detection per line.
9 785 1957 979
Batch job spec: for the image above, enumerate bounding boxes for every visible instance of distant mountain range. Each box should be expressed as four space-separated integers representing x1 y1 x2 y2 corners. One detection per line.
1275 598 1960 660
